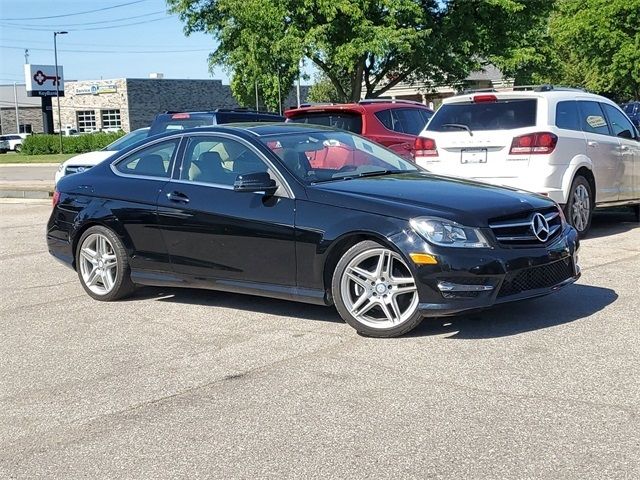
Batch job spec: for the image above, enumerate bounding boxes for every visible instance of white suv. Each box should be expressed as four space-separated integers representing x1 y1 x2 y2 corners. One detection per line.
414 86 640 236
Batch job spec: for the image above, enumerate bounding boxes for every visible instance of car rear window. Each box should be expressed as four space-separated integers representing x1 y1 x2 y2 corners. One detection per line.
150 115 213 135
375 108 432 135
288 112 363 134
426 99 537 131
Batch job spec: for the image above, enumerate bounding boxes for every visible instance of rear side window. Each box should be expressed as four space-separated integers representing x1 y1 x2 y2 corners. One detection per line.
577 101 610 135
288 112 363 134
555 101 581 131
115 139 179 178
426 99 537 131
375 108 432 135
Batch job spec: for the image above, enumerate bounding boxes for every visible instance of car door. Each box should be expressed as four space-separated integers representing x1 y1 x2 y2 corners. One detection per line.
577 100 622 203
109 137 181 273
601 103 640 201
371 108 432 158
156 133 297 287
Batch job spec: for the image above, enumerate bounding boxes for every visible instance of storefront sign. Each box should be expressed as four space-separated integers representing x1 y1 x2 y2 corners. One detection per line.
24 64 64 97
76 84 118 95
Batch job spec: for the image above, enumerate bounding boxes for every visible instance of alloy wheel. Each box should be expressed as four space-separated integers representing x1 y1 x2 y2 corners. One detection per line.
340 248 419 329
571 184 590 232
79 233 118 295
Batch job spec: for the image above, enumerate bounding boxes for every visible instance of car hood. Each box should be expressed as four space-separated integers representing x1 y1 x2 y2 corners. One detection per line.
307 172 556 227
62 150 116 167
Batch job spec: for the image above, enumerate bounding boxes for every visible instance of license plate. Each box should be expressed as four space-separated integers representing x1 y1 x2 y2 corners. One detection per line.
460 148 487 164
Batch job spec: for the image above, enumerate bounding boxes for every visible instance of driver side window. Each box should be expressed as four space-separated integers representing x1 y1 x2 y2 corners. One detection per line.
180 136 269 186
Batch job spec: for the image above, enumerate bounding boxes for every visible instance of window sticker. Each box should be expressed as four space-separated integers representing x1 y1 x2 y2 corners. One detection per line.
586 115 607 129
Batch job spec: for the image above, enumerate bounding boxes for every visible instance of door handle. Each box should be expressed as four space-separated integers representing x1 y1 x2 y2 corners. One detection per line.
166 191 189 204
587 141 598 147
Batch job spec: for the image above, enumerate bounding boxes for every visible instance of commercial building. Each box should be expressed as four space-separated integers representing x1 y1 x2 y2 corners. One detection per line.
0 84 42 134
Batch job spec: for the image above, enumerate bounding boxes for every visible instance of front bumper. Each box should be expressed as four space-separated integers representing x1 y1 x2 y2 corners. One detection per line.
394 225 580 317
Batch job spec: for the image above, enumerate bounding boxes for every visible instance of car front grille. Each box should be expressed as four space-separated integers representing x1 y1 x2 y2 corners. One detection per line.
65 165 93 176
489 206 563 247
497 258 574 298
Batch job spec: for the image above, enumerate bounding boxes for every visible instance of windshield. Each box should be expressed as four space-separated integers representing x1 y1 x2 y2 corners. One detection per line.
427 99 537 131
260 131 419 184
105 129 149 151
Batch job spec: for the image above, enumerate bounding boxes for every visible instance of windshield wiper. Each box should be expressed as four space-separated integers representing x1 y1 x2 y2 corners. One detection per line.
311 169 410 184
441 123 473 136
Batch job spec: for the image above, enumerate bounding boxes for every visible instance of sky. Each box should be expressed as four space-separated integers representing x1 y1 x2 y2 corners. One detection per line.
0 0 245 85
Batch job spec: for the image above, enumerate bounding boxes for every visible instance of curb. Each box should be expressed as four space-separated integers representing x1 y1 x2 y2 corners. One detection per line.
0 184 53 199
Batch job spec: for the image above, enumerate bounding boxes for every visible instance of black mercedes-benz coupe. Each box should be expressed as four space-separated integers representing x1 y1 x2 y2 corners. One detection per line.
47 123 580 337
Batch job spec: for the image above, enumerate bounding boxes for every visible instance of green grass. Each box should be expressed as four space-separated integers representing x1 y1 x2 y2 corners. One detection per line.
0 152 75 164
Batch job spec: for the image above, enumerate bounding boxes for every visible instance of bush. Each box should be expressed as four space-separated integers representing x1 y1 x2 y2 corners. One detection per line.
22 131 125 155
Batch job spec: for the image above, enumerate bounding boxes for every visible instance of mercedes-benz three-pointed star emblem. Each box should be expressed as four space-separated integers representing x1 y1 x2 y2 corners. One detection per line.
531 213 550 242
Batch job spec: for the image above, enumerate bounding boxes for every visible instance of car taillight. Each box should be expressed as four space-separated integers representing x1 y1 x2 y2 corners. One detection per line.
414 137 438 157
52 190 60 207
171 113 190 119
509 132 557 155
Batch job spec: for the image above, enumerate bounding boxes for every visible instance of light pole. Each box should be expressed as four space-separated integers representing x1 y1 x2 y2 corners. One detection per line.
54 31 67 154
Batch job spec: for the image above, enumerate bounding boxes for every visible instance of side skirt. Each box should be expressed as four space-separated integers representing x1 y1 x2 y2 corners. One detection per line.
130 269 331 306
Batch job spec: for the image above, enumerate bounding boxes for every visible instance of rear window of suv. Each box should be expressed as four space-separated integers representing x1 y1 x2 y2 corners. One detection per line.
287 112 363 134
426 99 537 131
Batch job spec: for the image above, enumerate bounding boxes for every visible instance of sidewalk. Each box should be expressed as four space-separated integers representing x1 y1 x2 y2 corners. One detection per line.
0 163 58 199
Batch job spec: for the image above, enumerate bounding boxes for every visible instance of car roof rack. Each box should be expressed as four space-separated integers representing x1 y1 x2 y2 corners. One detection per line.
461 85 586 95
358 98 425 106
461 88 498 94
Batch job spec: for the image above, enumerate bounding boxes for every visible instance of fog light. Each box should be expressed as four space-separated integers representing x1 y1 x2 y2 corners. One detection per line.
437 281 494 292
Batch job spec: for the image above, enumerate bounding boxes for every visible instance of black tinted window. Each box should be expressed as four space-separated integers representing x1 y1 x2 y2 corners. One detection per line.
288 112 363 134
427 99 537 131
578 101 610 135
555 101 581 131
375 108 432 135
115 140 178 178
602 103 636 139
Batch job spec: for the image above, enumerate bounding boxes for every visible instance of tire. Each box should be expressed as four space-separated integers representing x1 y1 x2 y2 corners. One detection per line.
331 240 423 338
633 205 640 223
564 175 593 238
75 225 135 301
14 145 21 153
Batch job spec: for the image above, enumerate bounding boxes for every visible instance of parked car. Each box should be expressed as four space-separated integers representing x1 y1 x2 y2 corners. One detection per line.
414 86 640 236
285 100 433 159
622 101 640 128
148 108 285 136
0 134 27 152
48 123 580 338
0 139 9 154
54 128 150 185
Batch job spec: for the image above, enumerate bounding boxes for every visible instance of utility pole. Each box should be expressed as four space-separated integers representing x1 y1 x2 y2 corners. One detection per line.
296 59 302 107
13 82 20 133
277 67 282 115
54 31 67 153
255 80 259 112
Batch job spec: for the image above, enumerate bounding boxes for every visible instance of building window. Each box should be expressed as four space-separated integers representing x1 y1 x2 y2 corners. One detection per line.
77 110 97 132
101 109 121 130
19 124 32 134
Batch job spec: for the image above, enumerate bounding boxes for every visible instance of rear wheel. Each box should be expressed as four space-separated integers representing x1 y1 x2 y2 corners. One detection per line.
76 226 135 301
332 240 422 337
14 144 21 153
564 175 593 238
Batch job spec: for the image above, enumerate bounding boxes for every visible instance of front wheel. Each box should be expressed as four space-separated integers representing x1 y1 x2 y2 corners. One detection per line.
76 226 135 301
14 144 21 153
332 241 423 338
564 175 593 238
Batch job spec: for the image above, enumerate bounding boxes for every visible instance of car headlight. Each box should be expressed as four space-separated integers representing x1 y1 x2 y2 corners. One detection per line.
410 217 491 248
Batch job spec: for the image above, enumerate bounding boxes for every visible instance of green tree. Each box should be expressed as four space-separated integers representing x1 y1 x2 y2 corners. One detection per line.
168 0 553 104
307 72 342 103
547 0 640 101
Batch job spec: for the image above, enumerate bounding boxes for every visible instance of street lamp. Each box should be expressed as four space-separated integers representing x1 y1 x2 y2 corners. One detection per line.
54 31 68 154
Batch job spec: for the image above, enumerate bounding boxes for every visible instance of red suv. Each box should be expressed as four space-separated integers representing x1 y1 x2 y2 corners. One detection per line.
284 100 433 159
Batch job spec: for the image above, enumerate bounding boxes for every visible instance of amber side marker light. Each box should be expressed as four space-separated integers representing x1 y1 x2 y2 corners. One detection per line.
410 253 438 265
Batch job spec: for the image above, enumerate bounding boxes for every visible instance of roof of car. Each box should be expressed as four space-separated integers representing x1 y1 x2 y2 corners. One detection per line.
153 122 336 139
285 100 432 117
442 89 616 105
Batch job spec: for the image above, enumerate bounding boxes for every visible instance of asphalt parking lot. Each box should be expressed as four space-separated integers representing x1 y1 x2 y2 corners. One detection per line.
1 202 638 479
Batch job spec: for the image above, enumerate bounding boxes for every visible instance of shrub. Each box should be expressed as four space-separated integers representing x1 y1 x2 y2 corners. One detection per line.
22 131 125 155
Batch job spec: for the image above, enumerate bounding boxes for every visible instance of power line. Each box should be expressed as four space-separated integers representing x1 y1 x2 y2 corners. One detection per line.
1 0 152 21
0 45 212 54
0 15 174 32
4 10 168 28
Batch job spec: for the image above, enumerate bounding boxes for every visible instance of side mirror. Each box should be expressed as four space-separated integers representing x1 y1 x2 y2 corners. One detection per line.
617 129 633 140
233 171 277 194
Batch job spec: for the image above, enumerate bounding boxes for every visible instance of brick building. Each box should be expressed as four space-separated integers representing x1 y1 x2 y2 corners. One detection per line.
55 77 240 133
0 84 42 134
